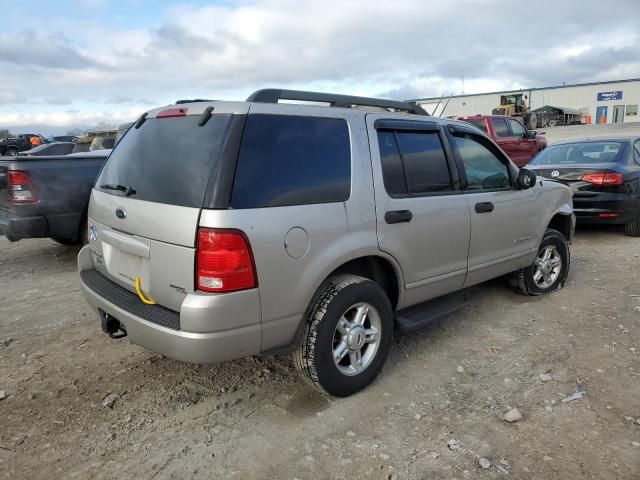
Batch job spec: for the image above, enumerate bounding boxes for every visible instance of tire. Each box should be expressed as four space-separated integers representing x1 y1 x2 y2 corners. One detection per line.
6 147 18 156
293 275 393 397
509 228 570 295
52 237 82 246
625 213 640 237
548 119 558 127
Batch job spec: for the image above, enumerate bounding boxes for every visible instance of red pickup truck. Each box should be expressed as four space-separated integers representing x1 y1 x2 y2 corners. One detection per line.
457 115 547 167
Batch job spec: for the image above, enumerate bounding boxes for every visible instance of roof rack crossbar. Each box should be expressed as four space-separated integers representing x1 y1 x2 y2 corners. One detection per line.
246 89 428 115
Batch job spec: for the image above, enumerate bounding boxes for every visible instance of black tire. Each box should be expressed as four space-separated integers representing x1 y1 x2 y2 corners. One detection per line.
625 214 640 237
293 275 393 397
509 228 570 295
52 237 82 246
6 147 18 156
548 119 558 127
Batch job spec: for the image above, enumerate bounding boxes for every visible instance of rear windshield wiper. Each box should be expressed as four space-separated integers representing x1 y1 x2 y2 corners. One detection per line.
100 183 136 196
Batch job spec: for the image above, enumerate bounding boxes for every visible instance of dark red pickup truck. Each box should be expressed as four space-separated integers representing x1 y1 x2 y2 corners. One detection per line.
457 115 547 167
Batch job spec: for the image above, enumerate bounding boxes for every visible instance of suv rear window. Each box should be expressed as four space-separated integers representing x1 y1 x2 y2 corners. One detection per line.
96 115 232 208
231 114 351 208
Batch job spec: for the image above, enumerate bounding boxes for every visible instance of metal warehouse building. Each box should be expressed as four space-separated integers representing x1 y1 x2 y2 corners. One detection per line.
414 78 640 125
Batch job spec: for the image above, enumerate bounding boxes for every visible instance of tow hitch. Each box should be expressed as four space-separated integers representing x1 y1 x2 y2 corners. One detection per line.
100 310 127 339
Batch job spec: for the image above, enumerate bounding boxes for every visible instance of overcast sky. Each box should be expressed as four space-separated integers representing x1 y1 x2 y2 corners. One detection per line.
1 0 639 134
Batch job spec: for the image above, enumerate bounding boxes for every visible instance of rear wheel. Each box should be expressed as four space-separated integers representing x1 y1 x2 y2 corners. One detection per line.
625 213 640 237
293 275 393 397
52 237 82 246
509 228 570 295
6 147 17 156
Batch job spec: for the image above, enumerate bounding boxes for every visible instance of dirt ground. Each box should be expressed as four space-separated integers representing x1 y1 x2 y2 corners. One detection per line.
1 123 640 479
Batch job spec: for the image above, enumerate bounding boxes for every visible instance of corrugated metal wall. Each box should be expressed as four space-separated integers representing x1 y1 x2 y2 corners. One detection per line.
418 80 640 124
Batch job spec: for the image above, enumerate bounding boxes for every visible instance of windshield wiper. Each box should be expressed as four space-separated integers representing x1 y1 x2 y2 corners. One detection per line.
100 183 136 196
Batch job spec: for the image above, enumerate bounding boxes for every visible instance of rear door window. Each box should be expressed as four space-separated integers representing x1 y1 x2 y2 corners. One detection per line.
492 118 510 137
96 115 232 208
396 132 452 193
377 128 453 196
231 114 351 208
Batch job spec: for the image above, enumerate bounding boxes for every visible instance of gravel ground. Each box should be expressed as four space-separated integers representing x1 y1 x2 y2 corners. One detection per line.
1 123 640 479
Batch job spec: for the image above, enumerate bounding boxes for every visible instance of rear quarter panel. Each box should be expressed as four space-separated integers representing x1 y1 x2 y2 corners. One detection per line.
0 155 107 234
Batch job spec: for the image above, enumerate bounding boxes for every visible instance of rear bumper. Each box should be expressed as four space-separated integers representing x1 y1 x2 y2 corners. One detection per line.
78 245 262 364
0 210 48 241
573 194 639 224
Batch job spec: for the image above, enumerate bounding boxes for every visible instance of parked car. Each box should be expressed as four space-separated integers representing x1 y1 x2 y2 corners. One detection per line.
78 90 574 397
0 134 47 156
0 152 110 244
19 142 75 157
528 137 640 236
457 115 547 167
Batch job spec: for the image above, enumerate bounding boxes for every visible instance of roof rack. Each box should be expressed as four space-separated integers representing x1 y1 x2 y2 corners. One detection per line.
246 89 428 115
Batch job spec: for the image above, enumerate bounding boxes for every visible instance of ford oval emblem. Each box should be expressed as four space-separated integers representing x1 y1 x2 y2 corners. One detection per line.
115 208 127 219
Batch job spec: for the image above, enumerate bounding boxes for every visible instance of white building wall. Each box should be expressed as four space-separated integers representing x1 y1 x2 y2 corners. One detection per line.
417 80 640 124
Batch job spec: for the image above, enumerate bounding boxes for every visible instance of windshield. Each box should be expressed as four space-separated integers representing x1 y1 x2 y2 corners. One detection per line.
531 142 623 165
96 114 232 208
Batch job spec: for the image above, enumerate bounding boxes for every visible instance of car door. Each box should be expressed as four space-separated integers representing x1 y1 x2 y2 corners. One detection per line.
366 115 470 306
490 117 519 162
507 118 536 165
446 125 540 287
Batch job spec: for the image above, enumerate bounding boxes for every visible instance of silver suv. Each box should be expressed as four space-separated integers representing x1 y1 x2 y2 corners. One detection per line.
78 89 575 397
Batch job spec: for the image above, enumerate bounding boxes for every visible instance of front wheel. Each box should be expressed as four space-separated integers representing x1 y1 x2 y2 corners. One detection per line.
509 228 570 295
293 275 393 397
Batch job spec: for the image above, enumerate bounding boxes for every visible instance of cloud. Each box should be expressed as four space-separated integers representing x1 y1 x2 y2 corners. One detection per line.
0 31 97 69
0 0 639 132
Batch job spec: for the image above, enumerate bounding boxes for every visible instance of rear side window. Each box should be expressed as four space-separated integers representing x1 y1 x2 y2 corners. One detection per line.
97 115 232 208
492 118 510 137
377 131 407 195
396 132 452 193
377 129 453 196
231 114 350 208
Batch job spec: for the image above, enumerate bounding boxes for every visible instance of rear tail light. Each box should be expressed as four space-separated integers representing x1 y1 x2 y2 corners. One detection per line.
581 172 624 186
599 213 620 218
8 170 38 203
196 228 257 293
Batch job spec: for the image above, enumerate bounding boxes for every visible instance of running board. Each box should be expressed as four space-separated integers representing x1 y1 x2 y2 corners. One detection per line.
394 291 469 333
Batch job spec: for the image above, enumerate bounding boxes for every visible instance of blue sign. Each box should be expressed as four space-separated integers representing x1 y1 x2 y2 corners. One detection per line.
597 91 622 101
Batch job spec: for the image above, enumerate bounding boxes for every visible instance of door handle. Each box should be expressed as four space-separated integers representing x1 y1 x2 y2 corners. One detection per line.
385 210 413 224
475 202 494 214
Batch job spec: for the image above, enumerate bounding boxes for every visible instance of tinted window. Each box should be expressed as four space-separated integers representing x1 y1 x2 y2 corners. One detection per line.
454 134 511 190
465 119 487 133
396 132 452 193
508 119 526 136
377 131 407 195
231 115 350 208
530 142 624 165
97 115 232 207
634 141 640 165
492 118 510 137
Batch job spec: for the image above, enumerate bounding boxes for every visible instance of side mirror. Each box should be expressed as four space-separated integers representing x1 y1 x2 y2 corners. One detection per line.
517 168 537 189
527 130 537 139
